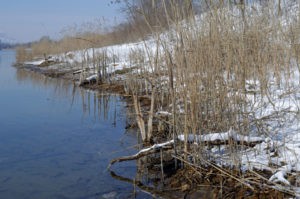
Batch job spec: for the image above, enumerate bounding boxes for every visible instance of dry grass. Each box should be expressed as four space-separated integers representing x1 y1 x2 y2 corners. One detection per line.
123 1 298 174
15 0 300 172
15 0 300 194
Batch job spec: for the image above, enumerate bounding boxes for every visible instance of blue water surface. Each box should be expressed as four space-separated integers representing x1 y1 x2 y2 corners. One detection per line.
0 50 142 199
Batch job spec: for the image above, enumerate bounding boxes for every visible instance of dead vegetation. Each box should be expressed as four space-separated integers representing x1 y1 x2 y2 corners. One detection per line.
15 0 300 197
109 0 300 197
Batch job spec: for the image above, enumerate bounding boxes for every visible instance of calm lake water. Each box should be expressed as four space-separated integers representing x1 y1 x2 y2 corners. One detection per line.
0 50 147 199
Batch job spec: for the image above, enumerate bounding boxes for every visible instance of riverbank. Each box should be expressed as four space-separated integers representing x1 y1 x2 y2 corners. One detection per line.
15 56 296 198
14 2 300 197
1 50 154 198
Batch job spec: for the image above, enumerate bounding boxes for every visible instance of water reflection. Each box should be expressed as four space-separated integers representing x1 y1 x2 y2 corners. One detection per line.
0 59 147 198
1 51 187 198
15 68 120 123
16 68 76 99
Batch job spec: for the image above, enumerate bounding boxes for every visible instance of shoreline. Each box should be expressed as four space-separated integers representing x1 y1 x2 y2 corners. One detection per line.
14 60 294 198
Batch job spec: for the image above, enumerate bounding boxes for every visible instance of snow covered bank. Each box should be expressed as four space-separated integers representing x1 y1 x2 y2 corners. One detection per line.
18 0 300 196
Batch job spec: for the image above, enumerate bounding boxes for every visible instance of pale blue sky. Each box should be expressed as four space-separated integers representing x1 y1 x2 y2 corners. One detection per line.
0 0 124 43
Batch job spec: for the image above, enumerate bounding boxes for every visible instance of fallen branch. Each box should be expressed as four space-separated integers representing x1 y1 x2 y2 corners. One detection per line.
108 130 265 168
108 140 174 168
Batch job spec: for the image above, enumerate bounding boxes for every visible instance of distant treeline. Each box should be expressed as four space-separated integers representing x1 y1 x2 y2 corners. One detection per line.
15 0 272 63
0 40 17 49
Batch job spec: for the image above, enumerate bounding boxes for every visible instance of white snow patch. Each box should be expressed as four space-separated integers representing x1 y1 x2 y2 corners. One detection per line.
156 111 172 116
24 60 46 66
177 129 264 143
85 74 97 81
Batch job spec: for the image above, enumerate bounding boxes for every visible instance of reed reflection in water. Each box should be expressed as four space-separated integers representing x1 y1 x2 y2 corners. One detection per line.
0 63 144 198
15 68 120 123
